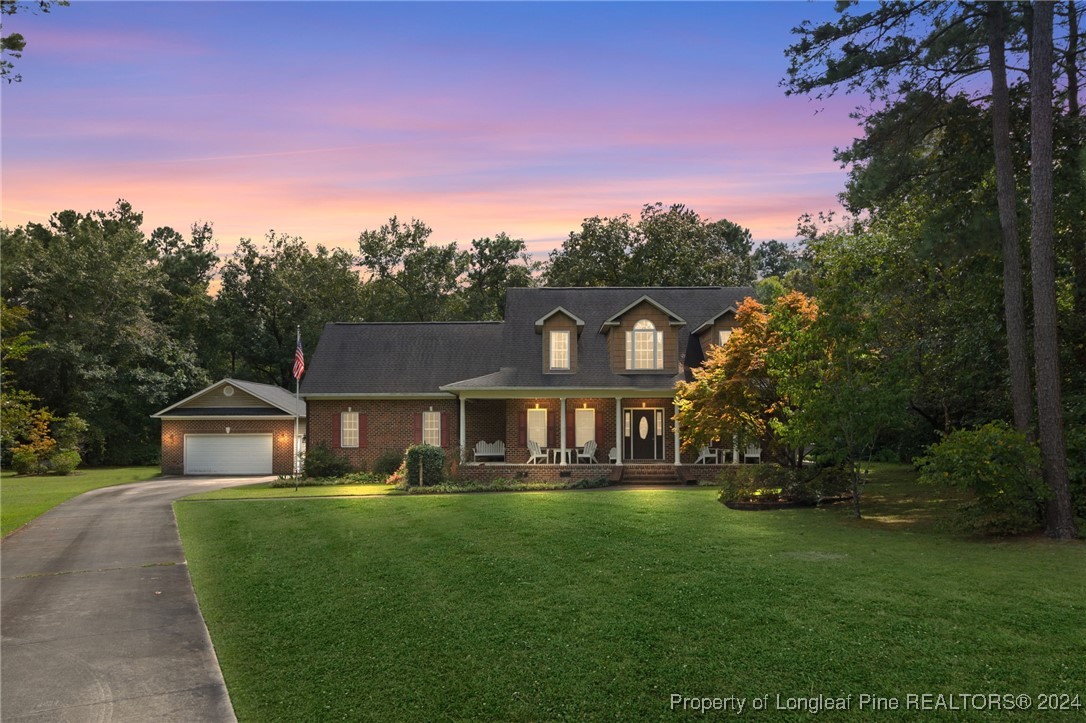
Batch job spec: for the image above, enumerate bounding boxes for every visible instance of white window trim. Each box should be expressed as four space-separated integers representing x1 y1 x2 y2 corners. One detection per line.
422 410 441 447
549 330 570 371
527 408 548 447
627 319 663 370
341 411 359 448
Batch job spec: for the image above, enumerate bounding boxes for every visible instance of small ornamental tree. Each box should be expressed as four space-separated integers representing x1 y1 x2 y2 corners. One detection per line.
675 292 818 466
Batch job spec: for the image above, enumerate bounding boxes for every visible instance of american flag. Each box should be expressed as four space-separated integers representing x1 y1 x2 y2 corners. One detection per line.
292 328 305 380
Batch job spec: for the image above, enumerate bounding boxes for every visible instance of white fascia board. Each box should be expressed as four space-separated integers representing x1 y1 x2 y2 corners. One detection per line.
692 306 739 335
153 414 300 420
151 378 235 417
598 295 687 333
450 387 678 399
534 307 587 329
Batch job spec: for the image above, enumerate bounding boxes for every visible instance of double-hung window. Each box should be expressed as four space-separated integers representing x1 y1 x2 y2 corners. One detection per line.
341 411 359 448
549 330 570 370
574 408 595 446
422 411 441 446
626 319 663 370
527 408 548 447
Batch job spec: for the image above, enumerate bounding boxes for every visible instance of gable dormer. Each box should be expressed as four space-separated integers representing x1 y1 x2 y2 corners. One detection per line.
600 296 685 374
692 306 739 355
536 307 585 373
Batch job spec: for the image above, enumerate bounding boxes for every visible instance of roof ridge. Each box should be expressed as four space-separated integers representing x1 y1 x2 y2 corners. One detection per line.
330 321 504 326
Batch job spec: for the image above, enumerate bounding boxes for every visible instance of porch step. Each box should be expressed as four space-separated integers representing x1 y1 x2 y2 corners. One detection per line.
614 464 681 485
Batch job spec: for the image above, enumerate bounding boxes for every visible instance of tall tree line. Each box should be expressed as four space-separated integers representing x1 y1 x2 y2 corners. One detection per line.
783 0 1085 537
1 201 762 465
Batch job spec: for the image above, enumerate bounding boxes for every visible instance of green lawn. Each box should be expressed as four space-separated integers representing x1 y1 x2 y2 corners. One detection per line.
1 466 161 536
183 482 400 501
176 467 1086 721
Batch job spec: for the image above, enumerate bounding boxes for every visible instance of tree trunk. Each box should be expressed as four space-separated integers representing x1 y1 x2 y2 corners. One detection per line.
1066 1 1080 117
986 2 1034 435
1029 2 1079 539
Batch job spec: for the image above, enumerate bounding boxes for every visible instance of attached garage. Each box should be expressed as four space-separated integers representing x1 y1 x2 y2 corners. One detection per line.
183 434 273 475
153 378 306 476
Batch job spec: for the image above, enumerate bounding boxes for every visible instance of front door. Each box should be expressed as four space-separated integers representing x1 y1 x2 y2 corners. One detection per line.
625 409 664 460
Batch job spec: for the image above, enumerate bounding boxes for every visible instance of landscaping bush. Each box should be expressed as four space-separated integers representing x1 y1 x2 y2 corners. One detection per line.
372 450 404 476
403 475 609 495
717 464 850 506
404 444 445 487
11 447 40 475
303 443 353 478
916 421 1047 535
47 450 82 476
1066 421 1086 519
270 471 383 488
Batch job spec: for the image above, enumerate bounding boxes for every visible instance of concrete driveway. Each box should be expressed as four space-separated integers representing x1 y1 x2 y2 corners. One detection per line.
1 475 268 722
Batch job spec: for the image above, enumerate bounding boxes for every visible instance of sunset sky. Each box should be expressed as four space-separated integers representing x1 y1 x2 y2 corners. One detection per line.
2 1 863 259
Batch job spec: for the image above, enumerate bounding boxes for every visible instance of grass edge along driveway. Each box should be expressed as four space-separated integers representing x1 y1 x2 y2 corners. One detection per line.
1 466 161 537
176 469 1086 721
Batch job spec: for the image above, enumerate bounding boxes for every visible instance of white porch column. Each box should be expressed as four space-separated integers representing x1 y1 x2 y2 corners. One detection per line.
614 397 623 465
733 434 739 465
559 397 567 465
459 395 466 463
673 401 681 465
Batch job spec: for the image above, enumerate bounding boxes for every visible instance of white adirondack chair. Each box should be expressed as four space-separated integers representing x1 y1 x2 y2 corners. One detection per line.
695 446 718 464
576 440 597 464
526 440 547 464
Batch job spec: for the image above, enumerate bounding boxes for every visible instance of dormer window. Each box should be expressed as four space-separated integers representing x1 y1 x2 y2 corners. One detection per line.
626 319 663 370
718 330 732 346
550 330 570 370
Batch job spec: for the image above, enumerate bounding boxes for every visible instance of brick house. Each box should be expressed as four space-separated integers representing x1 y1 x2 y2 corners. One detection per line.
153 378 305 475
302 287 759 483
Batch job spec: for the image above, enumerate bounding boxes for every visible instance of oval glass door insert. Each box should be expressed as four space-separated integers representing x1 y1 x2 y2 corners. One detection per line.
638 416 649 439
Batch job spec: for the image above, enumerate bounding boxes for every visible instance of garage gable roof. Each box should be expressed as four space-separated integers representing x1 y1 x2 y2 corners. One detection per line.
152 378 305 418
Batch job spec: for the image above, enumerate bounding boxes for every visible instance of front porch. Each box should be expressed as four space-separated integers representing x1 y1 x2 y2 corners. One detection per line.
456 394 760 483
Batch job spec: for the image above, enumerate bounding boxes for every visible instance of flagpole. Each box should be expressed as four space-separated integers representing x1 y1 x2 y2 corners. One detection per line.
294 325 301 490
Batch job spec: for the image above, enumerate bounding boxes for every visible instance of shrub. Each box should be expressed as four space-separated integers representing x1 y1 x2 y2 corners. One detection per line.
403 475 610 495
404 444 445 487
47 450 81 475
11 447 40 475
717 464 849 505
1066 422 1086 519
303 442 353 478
916 421 1047 535
373 450 404 476
270 471 384 487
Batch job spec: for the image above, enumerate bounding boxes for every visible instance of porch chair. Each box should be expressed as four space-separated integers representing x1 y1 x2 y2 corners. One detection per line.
744 443 762 464
608 447 619 464
576 440 597 464
694 446 718 464
526 440 547 464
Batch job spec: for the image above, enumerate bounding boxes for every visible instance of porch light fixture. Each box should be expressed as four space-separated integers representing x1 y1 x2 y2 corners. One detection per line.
225 426 231 434
534 403 540 409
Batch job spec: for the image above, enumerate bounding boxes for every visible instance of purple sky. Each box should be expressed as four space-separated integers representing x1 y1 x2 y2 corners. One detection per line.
2 1 862 258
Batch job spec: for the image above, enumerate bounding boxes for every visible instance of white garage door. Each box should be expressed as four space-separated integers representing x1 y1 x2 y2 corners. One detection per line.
184 434 273 475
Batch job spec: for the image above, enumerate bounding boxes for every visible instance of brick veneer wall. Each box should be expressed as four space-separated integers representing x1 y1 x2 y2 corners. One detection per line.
160 418 297 475
306 398 460 470
465 399 506 453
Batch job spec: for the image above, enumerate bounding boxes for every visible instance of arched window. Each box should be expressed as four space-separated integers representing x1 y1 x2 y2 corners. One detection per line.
626 319 663 370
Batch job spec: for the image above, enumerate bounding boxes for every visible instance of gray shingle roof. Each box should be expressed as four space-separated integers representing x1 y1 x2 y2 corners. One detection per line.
302 288 753 395
300 322 504 395
229 378 307 416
